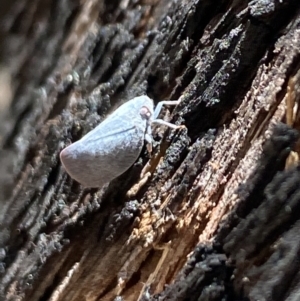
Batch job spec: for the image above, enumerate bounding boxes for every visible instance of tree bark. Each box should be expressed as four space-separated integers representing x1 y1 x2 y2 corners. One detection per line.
1 0 300 300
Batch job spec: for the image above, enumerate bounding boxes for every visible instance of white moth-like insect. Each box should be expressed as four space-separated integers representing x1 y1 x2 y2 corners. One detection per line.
60 95 182 187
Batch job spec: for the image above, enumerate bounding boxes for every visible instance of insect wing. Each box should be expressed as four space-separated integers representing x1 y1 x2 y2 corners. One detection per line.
60 112 146 187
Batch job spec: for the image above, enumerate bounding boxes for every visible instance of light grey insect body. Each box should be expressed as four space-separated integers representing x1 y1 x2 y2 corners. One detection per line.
60 95 180 188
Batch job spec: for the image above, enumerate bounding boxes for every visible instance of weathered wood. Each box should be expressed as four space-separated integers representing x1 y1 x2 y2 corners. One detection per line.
1 0 300 300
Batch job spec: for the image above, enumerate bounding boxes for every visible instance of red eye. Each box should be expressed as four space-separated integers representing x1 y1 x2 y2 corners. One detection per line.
140 106 151 119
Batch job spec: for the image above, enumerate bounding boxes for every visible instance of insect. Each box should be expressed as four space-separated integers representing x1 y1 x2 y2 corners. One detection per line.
60 95 182 187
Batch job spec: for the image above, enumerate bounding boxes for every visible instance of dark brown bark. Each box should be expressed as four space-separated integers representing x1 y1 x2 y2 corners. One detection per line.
1 0 300 300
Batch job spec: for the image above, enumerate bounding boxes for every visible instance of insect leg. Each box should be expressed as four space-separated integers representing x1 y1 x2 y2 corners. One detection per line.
144 118 154 153
153 100 180 119
145 133 153 153
151 118 184 129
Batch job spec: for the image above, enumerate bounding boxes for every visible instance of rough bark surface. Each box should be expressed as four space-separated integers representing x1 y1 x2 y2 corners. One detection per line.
0 0 300 301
